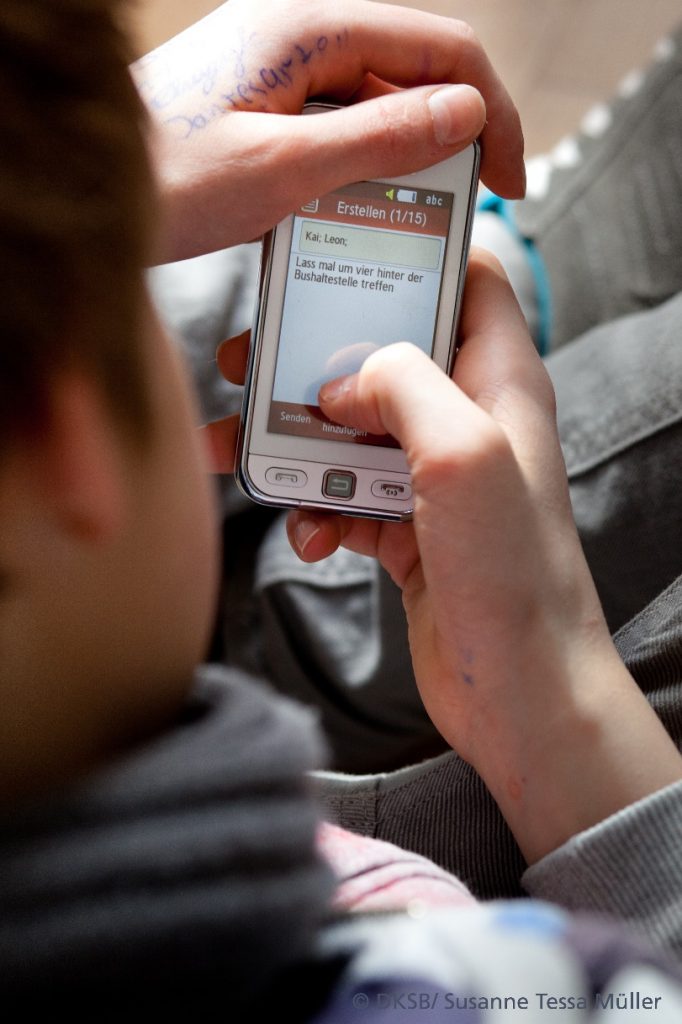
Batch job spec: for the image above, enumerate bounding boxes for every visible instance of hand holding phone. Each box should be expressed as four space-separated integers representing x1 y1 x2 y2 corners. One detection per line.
237 105 480 521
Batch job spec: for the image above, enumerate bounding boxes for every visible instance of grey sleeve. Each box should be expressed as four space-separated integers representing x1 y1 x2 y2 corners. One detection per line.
522 779 682 956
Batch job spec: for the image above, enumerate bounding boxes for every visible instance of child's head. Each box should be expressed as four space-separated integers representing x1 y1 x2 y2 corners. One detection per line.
0 0 220 802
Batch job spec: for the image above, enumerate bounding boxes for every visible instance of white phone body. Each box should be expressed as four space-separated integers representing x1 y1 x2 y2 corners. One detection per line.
237 105 480 522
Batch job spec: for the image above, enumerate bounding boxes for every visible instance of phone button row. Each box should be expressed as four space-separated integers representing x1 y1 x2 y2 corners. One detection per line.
265 467 308 488
371 480 412 501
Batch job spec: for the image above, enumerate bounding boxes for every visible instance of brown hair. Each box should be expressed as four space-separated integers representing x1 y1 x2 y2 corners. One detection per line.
0 0 155 446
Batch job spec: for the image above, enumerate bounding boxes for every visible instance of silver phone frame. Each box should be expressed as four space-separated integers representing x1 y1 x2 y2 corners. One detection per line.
237 109 480 522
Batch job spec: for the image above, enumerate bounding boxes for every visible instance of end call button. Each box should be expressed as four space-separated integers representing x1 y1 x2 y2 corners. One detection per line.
371 480 412 500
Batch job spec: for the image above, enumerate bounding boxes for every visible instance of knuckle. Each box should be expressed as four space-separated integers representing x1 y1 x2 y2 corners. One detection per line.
363 341 417 378
536 365 558 419
469 246 507 280
357 343 419 433
412 420 510 495
451 19 481 55
357 351 393 418
369 95 415 164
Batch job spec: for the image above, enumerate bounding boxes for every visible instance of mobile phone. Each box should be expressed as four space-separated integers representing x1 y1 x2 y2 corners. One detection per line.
237 103 480 522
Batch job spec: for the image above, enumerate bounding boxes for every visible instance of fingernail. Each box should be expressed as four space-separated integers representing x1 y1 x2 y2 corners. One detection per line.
428 84 484 146
294 518 320 557
319 374 355 404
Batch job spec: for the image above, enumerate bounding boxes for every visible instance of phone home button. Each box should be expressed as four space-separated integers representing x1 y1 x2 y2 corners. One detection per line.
265 467 308 488
323 469 356 500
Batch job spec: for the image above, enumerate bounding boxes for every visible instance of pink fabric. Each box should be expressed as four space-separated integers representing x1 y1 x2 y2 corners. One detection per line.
317 821 478 914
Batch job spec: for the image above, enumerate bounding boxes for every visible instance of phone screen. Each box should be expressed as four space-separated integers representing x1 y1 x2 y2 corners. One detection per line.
267 180 454 447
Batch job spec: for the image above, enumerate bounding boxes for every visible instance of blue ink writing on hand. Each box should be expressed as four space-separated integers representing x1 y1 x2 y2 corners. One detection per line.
295 43 314 64
279 59 294 84
260 67 285 90
156 30 350 136
236 83 254 104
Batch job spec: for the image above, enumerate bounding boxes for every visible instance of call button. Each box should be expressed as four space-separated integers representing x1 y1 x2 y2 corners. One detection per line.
265 467 308 488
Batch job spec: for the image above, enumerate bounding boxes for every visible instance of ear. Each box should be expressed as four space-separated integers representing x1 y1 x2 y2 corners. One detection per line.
26 370 132 544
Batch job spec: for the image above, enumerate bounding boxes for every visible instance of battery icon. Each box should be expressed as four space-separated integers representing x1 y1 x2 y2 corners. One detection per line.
396 189 417 204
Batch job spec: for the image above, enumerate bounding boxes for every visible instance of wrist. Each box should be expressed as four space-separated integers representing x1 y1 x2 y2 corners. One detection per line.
474 635 682 864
